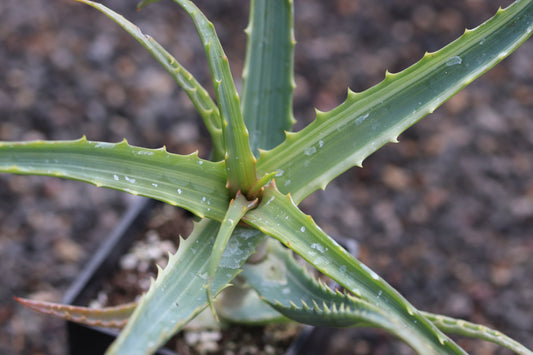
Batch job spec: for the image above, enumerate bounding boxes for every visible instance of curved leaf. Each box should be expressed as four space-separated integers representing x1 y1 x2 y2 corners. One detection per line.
257 0 533 203
243 185 465 354
0 138 229 219
243 241 393 329
206 192 257 317
421 312 533 355
167 0 258 195
215 279 288 325
73 0 225 160
108 219 264 355
244 241 532 353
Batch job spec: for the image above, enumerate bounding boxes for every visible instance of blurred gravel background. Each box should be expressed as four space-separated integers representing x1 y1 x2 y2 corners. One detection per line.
1 0 532 354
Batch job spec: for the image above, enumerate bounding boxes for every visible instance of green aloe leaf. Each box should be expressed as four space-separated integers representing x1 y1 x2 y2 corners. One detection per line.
74 0 225 161
421 312 533 355
154 0 258 195
243 185 465 354
0 138 229 220
206 192 258 317
241 0 296 155
214 279 288 325
244 241 531 353
257 0 533 203
108 219 264 355
242 240 393 329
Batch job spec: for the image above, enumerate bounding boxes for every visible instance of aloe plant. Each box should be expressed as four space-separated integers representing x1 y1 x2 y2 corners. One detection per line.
2 0 533 354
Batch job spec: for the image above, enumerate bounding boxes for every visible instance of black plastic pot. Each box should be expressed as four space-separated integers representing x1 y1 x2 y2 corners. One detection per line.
61 197 314 355
61 197 175 355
